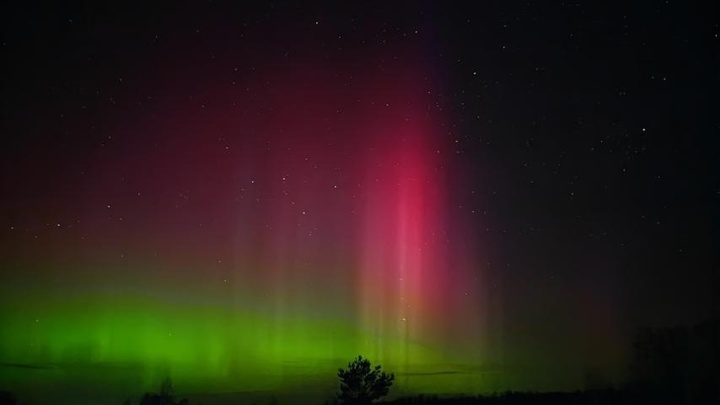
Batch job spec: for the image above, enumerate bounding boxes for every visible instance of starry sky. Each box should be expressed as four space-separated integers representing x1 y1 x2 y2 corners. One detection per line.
1 1 718 403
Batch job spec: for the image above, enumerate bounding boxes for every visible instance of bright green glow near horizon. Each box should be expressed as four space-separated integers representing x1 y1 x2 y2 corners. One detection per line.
0 263 491 398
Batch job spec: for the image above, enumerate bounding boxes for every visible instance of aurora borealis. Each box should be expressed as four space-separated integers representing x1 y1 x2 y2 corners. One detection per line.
1 2 717 404
0 6 487 400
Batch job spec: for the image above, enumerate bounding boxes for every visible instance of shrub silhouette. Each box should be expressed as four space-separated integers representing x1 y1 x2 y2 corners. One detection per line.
0 391 17 405
337 355 395 405
137 377 188 405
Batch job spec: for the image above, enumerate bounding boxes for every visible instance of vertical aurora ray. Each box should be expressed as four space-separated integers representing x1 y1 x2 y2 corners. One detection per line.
0 49 488 398
358 118 451 372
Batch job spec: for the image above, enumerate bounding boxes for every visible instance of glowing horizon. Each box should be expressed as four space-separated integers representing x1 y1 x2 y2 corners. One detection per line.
0 54 488 397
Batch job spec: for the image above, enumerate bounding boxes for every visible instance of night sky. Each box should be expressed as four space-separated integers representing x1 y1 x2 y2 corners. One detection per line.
1 1 718 403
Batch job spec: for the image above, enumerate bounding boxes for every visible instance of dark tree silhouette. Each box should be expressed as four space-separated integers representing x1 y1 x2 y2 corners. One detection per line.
0 391 17 405
138 377 188 405
630 318 720 404
337 355 395 405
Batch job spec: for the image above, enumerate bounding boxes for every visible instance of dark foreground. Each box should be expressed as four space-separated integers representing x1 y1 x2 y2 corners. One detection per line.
385 387 718 405
1 386 718 405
